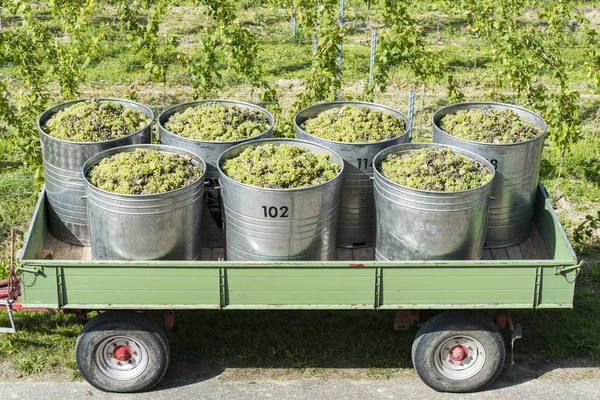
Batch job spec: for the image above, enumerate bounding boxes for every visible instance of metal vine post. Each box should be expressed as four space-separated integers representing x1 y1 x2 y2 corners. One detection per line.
335 0 345 100
369 28 377 85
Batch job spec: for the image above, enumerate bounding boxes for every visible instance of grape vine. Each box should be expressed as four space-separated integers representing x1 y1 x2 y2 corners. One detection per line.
0 0 102 170
272 0 344 136
1 1 53 167
364 0 464 102
453 0 583 153
182 0 278 109
115 0 177 84
0 0 596 162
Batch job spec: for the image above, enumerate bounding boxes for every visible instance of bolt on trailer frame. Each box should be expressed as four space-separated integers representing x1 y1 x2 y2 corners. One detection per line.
0 182 580 393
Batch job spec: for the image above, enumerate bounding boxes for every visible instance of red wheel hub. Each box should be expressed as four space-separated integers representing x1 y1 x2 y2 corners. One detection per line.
448 344 468 362
113 345 133 362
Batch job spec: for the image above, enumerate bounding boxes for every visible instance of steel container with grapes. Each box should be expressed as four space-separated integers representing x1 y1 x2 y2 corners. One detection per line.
373 143 495 261
432 102 547 248
218 138 344 261
294 101 409 248
82 144 206 261
38 99 153 246
159 100 274 248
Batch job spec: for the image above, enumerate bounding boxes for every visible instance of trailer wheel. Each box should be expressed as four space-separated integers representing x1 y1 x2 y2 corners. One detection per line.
75 311 170 393
411 311 505 393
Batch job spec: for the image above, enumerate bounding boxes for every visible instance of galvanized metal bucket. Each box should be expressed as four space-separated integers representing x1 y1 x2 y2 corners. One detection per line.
432 102 547 248
159 100 274 248
294 101 410 248
373 143 495 261
38 98 153 246
82 144 206 261
217 138 344 261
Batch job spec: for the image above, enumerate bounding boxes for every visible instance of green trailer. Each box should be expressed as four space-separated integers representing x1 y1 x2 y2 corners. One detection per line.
1 183 580 393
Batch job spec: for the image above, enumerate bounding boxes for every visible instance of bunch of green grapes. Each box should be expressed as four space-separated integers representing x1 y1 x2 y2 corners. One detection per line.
221 143 341 189
300 105 406 143
87 149 202 195
44 99 148 142
379 147 492 192
165 102 270 141
439 108 541 144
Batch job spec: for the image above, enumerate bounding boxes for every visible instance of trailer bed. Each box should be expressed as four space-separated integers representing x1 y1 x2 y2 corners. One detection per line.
38 229 550 262
16 184 578 312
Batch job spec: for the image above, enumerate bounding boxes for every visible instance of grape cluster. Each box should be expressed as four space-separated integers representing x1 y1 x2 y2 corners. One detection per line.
300 105 406 143
221 143 341 189
44 99 148 142
87 148 202 195
439 108 541 144
165 102 270 141
379 147 492 192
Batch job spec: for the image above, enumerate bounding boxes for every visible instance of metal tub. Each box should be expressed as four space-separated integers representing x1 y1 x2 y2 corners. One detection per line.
432 102 547 247
218 138 344 261
294 101 409 248
82 144 206 261
159 100 274 248
38 98 153 246
373 143 495 260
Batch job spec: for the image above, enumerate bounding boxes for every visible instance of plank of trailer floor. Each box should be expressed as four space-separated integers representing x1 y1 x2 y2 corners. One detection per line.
336 248 353 261
481 249 492 260
505 244 524 260
490 247 509 260
213 248 225 261
51 238 73 260
82 246 92 261
352 247 374 261
201 247 213 261
519 237 540 260
69 244 86 261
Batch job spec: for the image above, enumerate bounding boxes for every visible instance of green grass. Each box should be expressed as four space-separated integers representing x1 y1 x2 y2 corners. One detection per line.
0 312 81 377
512 290 600 362
0 166 36 280
1 0 600 381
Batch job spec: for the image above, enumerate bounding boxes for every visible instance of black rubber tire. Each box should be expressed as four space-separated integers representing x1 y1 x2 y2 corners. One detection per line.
411 311 505 393
75 311 170 393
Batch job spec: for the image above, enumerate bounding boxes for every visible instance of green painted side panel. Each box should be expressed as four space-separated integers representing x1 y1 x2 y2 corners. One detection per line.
20 267 59 308
225 268 375 306
381 267 537 307
61 267 220 307
538 266 577 307
20 264 577 310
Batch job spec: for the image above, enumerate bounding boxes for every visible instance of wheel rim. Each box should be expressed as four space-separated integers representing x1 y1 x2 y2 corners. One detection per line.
94 335 149 380
433 335 486 380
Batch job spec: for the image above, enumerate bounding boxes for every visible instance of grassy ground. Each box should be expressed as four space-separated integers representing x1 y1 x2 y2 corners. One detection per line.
1 0 600 381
